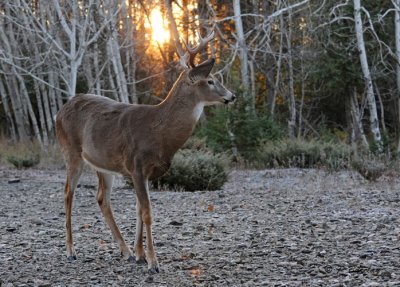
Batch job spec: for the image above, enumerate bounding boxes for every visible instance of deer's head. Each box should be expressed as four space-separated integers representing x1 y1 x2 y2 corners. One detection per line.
177 31 236 106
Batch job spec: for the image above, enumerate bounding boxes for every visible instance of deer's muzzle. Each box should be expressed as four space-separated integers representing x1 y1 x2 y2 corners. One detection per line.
224 94 236 104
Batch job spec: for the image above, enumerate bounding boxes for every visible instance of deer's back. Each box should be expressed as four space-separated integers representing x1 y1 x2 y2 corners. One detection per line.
56 94 128 145
55 94 164 176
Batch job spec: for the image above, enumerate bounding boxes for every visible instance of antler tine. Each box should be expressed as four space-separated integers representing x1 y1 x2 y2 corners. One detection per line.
184 30 215 68
179 52 190 69
175 39 190 69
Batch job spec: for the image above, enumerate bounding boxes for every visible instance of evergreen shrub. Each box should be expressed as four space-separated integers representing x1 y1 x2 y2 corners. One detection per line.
7 153 40 169
155 149 229 191
257 138 352 170
1 141 42 169
196 96 283 160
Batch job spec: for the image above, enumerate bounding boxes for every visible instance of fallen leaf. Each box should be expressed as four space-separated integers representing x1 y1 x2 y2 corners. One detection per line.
190 266 202 277
98 239 106 250
81 223 91 230
208 225 214 235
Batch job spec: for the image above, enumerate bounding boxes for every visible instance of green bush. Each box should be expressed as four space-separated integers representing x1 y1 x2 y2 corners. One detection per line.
257 138 352 170
196 97 283 160
7 153 40 169
369 132 390 155
181 137 208 151
0 140 44 168
155 149 229 191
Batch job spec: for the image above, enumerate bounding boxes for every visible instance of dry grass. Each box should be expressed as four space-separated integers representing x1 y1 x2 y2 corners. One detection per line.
0 139 64 169
1 138 399 184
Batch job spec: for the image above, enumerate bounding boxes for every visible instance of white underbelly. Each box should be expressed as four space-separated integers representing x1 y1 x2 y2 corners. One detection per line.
82 156 121 176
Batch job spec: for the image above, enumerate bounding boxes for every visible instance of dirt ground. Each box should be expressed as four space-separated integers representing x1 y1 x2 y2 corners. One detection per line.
1 167 400 286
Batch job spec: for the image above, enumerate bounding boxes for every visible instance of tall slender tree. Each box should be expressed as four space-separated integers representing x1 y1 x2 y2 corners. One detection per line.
354 0 383 150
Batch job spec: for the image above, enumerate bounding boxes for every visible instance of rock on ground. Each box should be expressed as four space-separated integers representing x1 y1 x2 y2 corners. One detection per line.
1 167 400 286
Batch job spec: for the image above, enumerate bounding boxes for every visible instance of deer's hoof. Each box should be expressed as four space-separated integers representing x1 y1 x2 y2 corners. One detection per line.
136 255 147 264
67 255 77 261
148 262 160 273
136 256 147 265
127 255 135 263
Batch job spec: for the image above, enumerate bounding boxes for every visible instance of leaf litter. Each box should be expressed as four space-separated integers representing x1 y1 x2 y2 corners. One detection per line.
0 168 400 286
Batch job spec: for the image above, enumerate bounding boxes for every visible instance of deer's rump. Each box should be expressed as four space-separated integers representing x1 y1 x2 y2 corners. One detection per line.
55 94 134 174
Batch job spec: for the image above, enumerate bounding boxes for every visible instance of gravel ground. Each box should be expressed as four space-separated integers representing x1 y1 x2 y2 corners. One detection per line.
1 167 400 286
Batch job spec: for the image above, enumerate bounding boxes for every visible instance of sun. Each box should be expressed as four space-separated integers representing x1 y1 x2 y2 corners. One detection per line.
149 8 170 44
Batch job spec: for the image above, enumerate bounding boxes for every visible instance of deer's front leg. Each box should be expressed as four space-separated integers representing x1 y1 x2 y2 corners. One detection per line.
132 169 159 273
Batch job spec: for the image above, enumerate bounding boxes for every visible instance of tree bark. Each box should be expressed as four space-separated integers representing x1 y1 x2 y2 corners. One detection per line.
269 14 284 117
393 0 400 156
197 0 209 63
0 78 17 142
121 0 137 102
350 87 369 148
0 8 29 142
353 0 382 150
233 0 250 95
286 8 296 139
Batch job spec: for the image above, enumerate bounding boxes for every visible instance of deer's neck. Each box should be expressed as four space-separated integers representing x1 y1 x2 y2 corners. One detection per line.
157 82 203 155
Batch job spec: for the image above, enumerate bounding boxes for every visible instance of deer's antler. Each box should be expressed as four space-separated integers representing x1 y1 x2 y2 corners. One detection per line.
175 39 190 69
182 30 215 68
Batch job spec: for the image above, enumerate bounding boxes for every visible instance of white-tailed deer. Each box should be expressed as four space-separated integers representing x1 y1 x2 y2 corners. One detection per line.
55 30 235 273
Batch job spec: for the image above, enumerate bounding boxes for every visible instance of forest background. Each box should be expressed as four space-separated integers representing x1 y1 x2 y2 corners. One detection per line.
0 0 399 176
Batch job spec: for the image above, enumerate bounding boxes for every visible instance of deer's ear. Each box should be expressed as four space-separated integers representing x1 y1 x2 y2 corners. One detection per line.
189 58 215 81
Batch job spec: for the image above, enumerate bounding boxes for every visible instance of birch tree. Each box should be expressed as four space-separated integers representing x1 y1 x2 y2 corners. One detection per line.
103 0 130 103
286 8 297 139
353 0 383 150
233 0 250 95
393 0 400 155
350 88 369 148
54 0 111 98
0 3 33 143
19 0 112 98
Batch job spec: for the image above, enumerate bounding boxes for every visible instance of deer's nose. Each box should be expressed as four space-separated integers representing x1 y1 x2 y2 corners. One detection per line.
224 94 236 104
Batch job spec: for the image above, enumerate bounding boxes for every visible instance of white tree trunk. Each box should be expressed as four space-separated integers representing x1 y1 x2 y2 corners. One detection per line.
33 80 48 147
5 73 29 142
287 9 296 139
121 0 137 103
107 63 119 101
0 78 17 142
233 0 250 94
353 0 382 150
350 87 368 148
0 11 29 142
93 43 102 96
103 1 130 103
393 0 400 155
51 0 107 98
270 14 285 117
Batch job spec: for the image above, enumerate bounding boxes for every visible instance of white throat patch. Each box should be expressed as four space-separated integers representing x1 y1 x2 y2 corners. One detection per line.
192 102 205 122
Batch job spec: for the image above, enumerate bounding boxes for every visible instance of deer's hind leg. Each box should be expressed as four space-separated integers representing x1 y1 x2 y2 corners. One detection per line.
134 199 146 264
63 154 84 261
96 171 134 262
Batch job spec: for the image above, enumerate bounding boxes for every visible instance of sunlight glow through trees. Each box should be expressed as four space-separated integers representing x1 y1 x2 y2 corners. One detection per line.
149 8 170 44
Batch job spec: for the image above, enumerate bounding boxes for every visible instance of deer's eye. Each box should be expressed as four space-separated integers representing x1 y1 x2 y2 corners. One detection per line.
208 80 214 85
